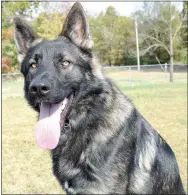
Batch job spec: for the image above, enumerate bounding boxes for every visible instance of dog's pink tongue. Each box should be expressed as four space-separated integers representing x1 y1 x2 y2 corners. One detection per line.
34 100 66 150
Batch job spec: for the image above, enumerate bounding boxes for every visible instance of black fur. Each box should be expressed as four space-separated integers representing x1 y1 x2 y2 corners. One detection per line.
14 2 185 194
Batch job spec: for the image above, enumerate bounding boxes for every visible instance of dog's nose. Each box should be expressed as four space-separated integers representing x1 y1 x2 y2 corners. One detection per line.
30 81 51 96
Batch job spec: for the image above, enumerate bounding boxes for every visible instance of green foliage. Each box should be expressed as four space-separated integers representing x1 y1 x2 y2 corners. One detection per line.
2 2 40 73
89 6 135 65
3 40 17 63
33 12 66 40
2 2 40 28
2 25 19 73
180 2 188 49
2 39 18 73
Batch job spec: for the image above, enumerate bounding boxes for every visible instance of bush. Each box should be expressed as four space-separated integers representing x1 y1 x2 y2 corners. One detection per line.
2 38 19 73
2 28 13 40
2 56 12 73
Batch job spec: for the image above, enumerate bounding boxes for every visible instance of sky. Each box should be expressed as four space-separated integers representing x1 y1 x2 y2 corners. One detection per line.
33 2 183 18
81 2 142 16
80 2 183 16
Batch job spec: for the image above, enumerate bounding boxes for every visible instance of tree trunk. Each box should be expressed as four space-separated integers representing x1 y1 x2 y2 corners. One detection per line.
169 1 174 82
169 53 174 82
108 57 112 66
135 20 140 71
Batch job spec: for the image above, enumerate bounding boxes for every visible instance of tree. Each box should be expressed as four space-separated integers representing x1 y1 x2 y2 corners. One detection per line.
2 2 40 28
33 12 66 40
133 2 185 82
32 2 72 40
180 2 188 48
42 2 72 14
2 2 41 73
89 6 134 66
2 2 70 72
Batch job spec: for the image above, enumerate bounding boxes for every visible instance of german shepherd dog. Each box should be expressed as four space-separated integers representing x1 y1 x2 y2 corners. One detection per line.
14 2 185 194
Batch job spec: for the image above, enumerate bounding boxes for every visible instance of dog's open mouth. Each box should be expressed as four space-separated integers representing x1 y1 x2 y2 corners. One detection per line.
34 94 74 150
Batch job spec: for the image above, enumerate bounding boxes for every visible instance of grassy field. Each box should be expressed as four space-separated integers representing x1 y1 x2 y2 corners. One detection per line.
2 72 187 194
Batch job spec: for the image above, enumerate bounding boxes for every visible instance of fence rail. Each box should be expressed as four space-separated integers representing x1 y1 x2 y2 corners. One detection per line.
104 64 166 69
2 64 187 76
2 64 187 84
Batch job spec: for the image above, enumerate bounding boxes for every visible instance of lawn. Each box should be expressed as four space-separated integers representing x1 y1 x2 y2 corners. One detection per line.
2 73 187 194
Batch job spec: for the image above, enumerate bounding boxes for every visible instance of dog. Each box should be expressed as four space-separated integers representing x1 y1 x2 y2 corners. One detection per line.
14 2 185 194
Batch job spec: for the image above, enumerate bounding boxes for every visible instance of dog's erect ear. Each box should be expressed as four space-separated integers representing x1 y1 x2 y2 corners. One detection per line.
59 2 94 50
13 17 36 63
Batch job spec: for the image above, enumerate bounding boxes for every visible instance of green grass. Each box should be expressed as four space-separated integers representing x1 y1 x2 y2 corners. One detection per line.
2 74 187 194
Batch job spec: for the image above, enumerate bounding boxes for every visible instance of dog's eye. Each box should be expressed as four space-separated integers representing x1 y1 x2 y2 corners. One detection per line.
31 63 38 69
61 61 70 67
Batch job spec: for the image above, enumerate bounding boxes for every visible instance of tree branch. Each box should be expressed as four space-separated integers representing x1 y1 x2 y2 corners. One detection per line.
140 43 163 56
155 56 164 70
141 34 170 54
172 22 182 41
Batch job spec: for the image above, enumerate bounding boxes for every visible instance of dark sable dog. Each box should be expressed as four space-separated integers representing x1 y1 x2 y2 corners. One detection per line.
14 2 185 194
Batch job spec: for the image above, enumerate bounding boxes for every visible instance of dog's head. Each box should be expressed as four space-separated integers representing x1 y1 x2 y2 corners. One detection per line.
14 2 101 109
14 3 103 149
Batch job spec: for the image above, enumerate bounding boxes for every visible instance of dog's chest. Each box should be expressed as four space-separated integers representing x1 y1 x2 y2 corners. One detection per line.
64 181 76 194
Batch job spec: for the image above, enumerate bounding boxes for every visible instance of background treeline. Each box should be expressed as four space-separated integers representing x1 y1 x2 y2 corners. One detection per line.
2 2 187 73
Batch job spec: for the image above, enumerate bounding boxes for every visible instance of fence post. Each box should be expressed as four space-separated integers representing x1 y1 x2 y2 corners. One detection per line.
164 63 168 82
128 66 131 84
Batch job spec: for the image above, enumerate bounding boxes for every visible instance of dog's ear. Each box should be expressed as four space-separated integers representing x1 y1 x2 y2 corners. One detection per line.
59 2 94 50
13 17 36 63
